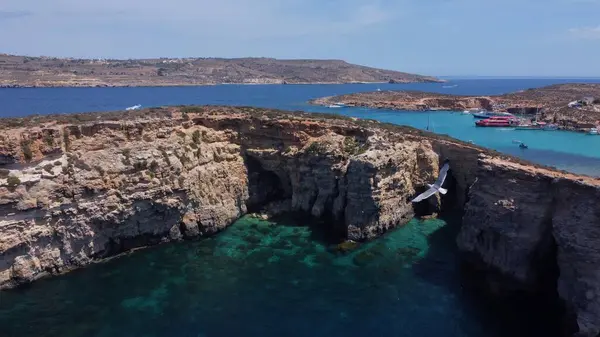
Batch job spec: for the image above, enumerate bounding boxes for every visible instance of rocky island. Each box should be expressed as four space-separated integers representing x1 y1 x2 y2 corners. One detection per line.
1 106 600 336
0 54 440 87
312 83 600 131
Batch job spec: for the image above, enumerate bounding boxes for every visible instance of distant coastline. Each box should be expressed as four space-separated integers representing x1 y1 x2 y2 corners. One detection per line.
311 83 600 132
0 80 426 89
0 54 442 88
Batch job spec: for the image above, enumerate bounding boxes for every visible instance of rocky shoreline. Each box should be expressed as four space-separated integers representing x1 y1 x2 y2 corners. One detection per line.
311 84 600 132
1 106 600 336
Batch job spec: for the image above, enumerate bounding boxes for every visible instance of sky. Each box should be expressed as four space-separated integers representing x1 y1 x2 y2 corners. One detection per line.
0 0 599 77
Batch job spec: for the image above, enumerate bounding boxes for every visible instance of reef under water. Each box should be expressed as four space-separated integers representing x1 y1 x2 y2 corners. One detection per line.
0 214 562 337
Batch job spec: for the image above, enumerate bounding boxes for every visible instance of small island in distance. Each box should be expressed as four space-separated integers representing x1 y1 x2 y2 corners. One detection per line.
0 54 441 88
312 83 600 131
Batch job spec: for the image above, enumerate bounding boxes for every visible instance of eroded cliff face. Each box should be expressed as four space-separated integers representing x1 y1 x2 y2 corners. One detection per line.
2 106 600 336
459 157 600 337
0 107 450 289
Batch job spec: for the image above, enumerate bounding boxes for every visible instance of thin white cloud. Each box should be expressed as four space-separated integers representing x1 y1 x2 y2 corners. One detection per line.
568 25 600 39
0 0 397 38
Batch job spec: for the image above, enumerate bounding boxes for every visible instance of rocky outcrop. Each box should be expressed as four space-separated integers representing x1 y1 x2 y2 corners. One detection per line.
459 157 600 337
0 117 250 288
0 107 456 290
1 106 600 336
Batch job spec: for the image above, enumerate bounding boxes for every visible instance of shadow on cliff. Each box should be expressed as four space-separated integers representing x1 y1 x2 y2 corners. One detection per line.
244 154 288 213
410 171 566 337
242 152 344 246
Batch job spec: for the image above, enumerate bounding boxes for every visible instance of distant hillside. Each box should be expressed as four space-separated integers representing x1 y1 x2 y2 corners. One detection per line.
0 54 441 87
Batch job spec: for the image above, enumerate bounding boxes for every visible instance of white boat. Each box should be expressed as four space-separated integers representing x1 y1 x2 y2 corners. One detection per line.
126 104 142 111
472 111 514 119
589 128 599 135
328 104 342 108
542 124 559 131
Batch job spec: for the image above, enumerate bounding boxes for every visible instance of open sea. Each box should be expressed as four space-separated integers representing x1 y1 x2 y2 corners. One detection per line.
0 78 598 337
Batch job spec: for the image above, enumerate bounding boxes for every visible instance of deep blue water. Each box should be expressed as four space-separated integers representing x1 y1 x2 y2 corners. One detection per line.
2 78 600 176
3 78 600 117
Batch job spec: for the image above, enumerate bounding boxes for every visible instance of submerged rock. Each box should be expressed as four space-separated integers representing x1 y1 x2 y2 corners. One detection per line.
334 240 359 254
353 250 378 267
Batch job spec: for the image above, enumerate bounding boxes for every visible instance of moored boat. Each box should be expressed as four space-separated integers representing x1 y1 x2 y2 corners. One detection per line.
589 128 599 135
542 124 559 131
472 111 514 119
475 116 519 127
515 121 545 130
515 125 540 130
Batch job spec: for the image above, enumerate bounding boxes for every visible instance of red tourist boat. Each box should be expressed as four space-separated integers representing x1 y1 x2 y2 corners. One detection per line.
475 116 519 127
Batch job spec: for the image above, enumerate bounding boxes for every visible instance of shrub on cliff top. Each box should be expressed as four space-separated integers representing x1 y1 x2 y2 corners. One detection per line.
305 141 329 155
63 131 71 152
6 175 20 189
43 164 54 174
44 133 55 147
343 136 367 156
180 106 205 114
192 130 201 144
149 160 159 172
20 139 33 162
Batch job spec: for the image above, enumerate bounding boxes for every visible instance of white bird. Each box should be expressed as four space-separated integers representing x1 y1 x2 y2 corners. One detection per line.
411 162 450 203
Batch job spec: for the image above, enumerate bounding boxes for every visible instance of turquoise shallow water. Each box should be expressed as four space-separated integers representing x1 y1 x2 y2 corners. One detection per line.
0 215 561 337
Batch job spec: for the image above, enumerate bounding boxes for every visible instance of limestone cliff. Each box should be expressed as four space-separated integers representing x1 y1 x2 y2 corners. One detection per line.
459 158 600 337
1 106 600 336
0 107 449 290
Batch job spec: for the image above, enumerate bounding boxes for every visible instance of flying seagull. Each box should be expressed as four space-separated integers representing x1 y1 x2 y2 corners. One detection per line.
411 162 450 203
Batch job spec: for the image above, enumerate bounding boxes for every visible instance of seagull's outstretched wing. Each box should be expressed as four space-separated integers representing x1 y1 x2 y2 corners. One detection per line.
411 187 438 203
434 163 450 187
